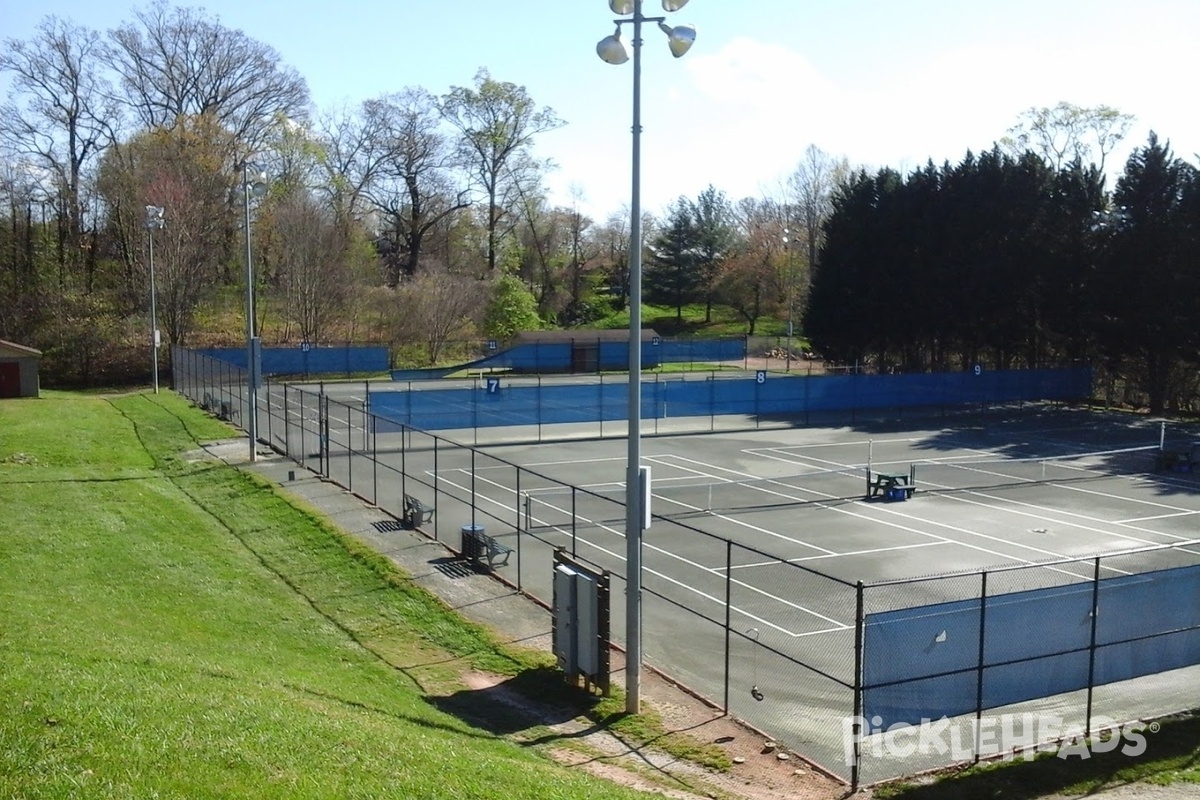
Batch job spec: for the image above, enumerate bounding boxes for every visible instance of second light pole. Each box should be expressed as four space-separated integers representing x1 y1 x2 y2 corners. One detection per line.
596 0 696 714
145 205 165 393
242 162 268 462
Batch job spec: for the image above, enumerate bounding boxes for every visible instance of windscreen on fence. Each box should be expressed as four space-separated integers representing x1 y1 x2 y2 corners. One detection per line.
196 345 388 376
862 562 1200 729
369 367 1092 431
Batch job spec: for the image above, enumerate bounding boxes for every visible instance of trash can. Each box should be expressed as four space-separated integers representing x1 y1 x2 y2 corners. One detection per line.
461 524 485 562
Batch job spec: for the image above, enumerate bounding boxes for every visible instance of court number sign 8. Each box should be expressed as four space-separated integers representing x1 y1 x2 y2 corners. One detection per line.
756 370 766 384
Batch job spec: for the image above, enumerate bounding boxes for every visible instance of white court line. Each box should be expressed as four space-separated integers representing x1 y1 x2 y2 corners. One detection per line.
642 455 838 556
905 455 1200 558
757 448 1150 567
460 470 851 635
772 450 1137 576
1120 510 1200 523
656 453 1102 581
731 540 949 570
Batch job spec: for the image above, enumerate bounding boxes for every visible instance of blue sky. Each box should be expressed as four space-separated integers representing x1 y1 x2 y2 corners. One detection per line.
5 0 1199 221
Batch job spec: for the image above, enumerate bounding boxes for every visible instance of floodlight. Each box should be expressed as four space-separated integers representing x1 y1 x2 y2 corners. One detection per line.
659 22 696 57
597 30 630 64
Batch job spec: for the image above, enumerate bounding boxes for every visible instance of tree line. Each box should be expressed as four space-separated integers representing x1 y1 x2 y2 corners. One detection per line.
3 3 1194 416
804 134 1200 414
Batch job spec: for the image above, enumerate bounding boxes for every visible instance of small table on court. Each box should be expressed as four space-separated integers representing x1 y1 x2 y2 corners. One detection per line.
869 470 915 499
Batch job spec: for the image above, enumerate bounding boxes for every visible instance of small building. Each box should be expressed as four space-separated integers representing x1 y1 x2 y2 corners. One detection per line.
0 339 42 398
509 329 661 373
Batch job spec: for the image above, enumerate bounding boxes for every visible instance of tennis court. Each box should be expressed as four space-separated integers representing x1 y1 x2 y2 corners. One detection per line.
368 408 1200 782
171 354 1200 785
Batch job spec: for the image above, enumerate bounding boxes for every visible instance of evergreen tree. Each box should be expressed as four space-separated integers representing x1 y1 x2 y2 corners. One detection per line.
1100 133 1200 413
690 185 737 322
644 198 701 321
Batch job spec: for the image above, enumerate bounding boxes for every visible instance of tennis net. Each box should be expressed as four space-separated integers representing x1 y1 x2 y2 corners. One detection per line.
910 445 1158 492
523 465 870 522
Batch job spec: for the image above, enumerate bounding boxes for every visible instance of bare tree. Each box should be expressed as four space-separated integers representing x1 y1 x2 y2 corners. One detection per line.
364 89 471 286
105 1 310 152
787 144 850 277
314 101 390 231
0 16 119 291
441 68 563 276
716 197 779 334
272 192 349 343
96 118 231 332
1002 101 1134 173
391 268 486 364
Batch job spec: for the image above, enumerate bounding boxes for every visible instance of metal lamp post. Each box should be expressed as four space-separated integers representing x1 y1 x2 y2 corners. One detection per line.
241 162 268 462
782 208 794 373
596 0 696 714
145 205 165 393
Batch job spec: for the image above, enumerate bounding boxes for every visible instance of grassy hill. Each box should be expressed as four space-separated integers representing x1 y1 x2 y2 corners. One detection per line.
0 392 670 799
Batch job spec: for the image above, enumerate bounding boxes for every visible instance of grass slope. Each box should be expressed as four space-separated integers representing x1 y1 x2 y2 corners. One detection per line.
0 392 661 799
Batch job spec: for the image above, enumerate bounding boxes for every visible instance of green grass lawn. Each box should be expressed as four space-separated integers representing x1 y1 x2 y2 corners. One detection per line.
0 392 670 799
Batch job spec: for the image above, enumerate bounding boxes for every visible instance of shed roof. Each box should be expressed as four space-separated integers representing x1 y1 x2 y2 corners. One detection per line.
0 339 42 358
513 329 660 344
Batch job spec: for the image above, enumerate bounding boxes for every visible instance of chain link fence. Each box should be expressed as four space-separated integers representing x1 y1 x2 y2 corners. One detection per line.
172 346 1200 790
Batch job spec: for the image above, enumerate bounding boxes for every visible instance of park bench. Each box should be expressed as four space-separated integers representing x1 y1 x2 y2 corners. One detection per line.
403 494 435 530
201 392 235 421
868 470 916 500
460 525 513 570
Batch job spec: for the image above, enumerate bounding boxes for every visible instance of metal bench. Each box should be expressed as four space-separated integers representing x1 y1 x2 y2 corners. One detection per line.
460 525 513 570
403 494 435 529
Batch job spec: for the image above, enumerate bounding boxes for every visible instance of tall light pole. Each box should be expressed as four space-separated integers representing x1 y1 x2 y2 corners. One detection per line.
242 162 268 462
781 205 794 373
145 205 165 393
596 0 696 714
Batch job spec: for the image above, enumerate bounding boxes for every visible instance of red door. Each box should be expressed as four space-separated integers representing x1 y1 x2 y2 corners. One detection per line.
0 362 20 397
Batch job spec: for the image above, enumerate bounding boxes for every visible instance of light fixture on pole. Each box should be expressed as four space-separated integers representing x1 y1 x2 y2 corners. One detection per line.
241 162 268 462
596 0 696 715
145 205 165 393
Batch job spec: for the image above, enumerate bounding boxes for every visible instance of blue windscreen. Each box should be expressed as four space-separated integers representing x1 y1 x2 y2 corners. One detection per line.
863 564 1200 729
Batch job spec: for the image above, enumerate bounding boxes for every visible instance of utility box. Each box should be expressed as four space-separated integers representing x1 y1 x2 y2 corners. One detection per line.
552 549 610 694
